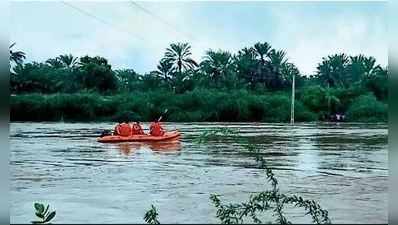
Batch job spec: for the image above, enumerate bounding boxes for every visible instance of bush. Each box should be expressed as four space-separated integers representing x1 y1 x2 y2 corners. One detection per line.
11 94 48 121
299 86 328 118
112 111 142 122
48 94 99 121
10 89 387 123
247 96 268 121
265 94 291 122
346 94 387 122
294 100 318 122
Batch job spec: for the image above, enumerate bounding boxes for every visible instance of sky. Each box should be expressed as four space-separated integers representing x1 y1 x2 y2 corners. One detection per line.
10 0 387 75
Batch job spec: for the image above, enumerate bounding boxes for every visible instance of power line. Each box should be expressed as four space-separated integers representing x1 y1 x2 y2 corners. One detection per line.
60 1 207 63
128 1 198 43
61 1 146 42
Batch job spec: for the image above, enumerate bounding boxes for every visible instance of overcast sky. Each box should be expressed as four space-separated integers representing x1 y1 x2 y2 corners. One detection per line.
10 1 387 75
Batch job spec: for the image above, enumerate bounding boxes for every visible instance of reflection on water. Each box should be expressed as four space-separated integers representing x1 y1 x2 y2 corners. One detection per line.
116 141 182 156
10 122 388 224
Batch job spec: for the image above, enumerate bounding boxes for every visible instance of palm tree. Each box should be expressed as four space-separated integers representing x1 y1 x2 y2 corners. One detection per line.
57 54 78 68
268 49 287 73
317 59 333 87
328 53 348 86
155 59 174 81
361 64 387 101
234 47 257 87
201 49 233 84
267 49 288 89
373 65 387 78
362 56 377 78
115 69 140 92
251 43 273 86
253 42 272 64
45 58 63 69
348 55 367 82
347 54 378 83
9 43 26 65
163 42 198 74
316 53 349 88
281 62 300 85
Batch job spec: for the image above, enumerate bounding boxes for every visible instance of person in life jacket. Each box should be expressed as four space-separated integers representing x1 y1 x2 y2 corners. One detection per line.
149 121 165 136
113 120 122 135
114 121 132 137
131 121 145 135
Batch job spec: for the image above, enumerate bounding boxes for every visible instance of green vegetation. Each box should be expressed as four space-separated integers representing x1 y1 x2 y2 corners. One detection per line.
10 42 388 122
144 205 160 224
210 144 330 224
346 94 388 122
10 90 316 122
204 128 330 224
31 203 56 224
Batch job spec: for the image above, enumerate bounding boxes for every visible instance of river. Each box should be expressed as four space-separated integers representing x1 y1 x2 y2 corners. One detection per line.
10 122 388 223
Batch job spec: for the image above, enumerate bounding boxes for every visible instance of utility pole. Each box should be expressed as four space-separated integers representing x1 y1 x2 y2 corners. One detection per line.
290 73 295 124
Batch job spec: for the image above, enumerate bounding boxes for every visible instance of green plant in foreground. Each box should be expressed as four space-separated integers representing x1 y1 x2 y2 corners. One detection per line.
194 127 240 144
31 203 56 224
203 128 330 224
210 144 330 224
206 129 330 224
144 204 160 224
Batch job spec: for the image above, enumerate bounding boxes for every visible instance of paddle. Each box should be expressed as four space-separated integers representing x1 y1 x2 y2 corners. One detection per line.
157 109 168 122
100 129 112 137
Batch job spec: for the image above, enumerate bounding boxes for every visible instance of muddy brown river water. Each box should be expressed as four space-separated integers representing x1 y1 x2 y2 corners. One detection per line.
10 122 388 223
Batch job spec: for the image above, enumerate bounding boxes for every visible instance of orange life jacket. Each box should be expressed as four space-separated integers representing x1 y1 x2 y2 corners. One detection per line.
131 123 144 135
116 123 131 137
149 122 165 136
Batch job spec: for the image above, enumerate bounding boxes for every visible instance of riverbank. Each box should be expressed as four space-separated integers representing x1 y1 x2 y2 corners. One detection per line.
10 89 387 123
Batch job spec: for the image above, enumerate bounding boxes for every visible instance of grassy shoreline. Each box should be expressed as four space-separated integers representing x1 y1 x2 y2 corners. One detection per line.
10 89 387 123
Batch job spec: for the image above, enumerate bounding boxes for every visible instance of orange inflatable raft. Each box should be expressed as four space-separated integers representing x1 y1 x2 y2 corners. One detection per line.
97 130 181 143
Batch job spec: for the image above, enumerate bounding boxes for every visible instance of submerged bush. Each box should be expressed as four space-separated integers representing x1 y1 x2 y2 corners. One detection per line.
144 205 160 224
210 144 331 224
32 203 56 224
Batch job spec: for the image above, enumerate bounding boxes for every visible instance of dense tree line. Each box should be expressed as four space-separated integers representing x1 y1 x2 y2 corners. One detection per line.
9 42 388 122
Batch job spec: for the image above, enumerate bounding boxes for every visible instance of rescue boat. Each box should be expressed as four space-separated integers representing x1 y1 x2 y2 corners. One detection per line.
97 130 180 143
